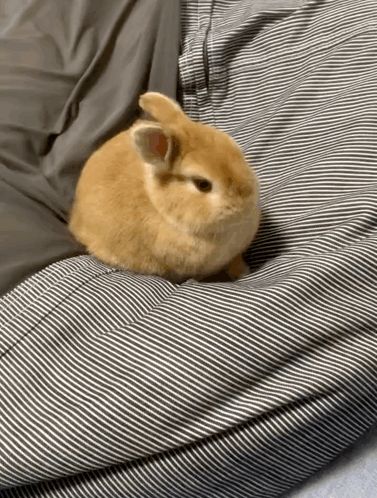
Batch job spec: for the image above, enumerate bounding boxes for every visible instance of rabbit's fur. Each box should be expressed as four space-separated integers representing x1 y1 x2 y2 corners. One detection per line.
69 92 260 282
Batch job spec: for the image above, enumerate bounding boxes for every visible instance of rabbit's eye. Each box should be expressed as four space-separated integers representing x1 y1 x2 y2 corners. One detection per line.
192 178 212 193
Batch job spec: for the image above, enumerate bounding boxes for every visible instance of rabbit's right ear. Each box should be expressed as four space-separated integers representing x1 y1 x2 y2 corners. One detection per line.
131 123 174 172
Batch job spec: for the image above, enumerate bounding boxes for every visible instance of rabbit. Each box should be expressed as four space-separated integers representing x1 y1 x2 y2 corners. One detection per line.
69 92 260 282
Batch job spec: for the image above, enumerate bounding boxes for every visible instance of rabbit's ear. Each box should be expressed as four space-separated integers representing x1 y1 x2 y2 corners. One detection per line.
131 123 174 171
139 92 187 127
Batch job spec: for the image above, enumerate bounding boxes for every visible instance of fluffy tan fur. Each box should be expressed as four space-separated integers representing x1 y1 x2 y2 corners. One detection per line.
69 92 260 282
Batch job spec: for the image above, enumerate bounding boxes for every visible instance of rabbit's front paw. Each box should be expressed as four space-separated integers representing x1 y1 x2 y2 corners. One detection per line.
226 254 249 280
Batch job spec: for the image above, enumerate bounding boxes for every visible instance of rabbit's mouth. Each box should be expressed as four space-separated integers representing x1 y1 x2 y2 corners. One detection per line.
199 209 260 240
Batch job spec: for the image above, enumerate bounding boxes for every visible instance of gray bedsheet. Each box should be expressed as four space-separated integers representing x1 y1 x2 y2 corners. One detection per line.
286 422 377 497
0 0 180 296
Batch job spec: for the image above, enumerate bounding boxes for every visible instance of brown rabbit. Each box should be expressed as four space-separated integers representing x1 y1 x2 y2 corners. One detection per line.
69 92 260 282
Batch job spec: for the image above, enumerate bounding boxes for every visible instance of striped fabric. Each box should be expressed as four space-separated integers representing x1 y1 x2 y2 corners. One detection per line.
1 0 377 496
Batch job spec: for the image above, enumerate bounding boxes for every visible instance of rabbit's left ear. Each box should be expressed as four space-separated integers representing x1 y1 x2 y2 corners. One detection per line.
131 123 174 171
139 92 186 127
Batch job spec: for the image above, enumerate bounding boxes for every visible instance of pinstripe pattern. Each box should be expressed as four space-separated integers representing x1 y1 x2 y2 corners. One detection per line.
1 0 377 496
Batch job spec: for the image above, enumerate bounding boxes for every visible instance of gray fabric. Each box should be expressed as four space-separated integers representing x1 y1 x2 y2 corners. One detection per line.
0 0 180 296
286 423 377 497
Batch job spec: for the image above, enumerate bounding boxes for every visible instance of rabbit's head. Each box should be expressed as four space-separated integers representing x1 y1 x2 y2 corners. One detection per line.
131 92 258 235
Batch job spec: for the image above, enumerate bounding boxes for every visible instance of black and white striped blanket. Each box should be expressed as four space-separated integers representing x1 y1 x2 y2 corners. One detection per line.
1 0 377 496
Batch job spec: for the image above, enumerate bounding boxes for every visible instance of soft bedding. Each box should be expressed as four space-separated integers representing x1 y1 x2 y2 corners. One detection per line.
0 0 180 296
287 421 377 497
1 0 377 497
